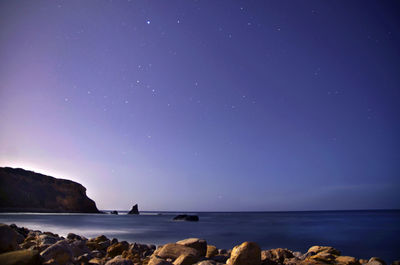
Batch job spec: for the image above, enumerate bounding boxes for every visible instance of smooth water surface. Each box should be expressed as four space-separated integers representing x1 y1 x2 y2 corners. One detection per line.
1 210 399 262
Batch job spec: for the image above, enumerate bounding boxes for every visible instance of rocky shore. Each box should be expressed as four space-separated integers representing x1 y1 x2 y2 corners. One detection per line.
0 223 398 265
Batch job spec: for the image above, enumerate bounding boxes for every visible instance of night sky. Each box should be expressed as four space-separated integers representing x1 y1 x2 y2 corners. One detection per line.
1 1 399 211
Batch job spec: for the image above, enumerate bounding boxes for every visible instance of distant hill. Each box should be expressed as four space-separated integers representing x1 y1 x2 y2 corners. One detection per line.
0 167 100 213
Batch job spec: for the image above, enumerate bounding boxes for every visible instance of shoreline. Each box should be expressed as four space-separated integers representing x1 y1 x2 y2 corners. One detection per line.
0 223 398 265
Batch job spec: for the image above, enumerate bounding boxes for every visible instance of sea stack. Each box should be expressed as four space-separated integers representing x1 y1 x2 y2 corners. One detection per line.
128 204 139 214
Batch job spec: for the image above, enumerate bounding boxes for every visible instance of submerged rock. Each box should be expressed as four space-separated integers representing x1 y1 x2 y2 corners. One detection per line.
173 215 199 222
128 204 139 214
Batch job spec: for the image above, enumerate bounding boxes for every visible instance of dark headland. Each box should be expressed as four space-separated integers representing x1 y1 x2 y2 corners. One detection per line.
0 167 100 213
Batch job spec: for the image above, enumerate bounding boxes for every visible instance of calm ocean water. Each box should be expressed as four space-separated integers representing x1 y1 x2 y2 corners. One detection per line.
1 210 399 263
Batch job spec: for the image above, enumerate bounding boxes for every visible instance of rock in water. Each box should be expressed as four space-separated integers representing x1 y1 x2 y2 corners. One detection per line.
173 214 199 222
0 167 100 213
0 249 41 265
227 241 261 265
128 204 139 214
111 210 119 215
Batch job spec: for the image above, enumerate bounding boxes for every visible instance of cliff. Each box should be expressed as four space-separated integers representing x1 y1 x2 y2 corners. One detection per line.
0 167 100 213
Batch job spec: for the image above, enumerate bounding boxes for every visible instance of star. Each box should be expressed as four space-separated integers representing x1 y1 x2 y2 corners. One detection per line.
146 20 151 25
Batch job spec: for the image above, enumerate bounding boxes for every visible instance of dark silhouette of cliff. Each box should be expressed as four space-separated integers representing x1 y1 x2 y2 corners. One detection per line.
0 167 100 213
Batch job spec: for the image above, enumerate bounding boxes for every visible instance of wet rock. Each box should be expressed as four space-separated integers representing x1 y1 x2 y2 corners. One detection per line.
391 261 400 265
0 249 41 265
107 241 130 258
154 243 201 260
195 261 218 265
148 256 173 265
111 211 119 215
307 246 341 256
336 256 361 265
211 255 228 263
206 245 218 258
173 254 200 265
309 252 337 263
40 240 73 264
177 238 207 257
128 204 139 214
20 240 37 249
89 257 105 265
92 250 106 258
366 258 386 265
67 233 82 241
0 224 22 253
173 215 199 222
261 248 294 263
105 256 134 265
70 239 90 257
227 242 261 265
38 234 59 246
77 253 93 263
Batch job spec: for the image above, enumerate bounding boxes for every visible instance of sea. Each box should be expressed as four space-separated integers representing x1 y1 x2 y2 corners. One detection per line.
1 210 399 263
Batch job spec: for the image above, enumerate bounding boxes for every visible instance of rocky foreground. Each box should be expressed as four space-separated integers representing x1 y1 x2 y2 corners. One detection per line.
0 223 398 265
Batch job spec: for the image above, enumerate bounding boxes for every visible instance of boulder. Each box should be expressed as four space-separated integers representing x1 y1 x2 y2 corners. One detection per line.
111 210 119 215
40 240 73 264
37 234 59 246
206 245 218 258
107 241 130 258
307 246 341 256
366 258 386 265
148 256 173 265
67 233 82 241
0 249 41 265
195 261 218 265
227 242 261 265
154 243 201 260
70 239 90 257
128 204 139 214
177 238 207 257
309 252 336 263
261 248 294 263
0 224 22 253
336 256 361 265
173 215 199 222
105 256 134 265
173 254 200 265
89 257 105 264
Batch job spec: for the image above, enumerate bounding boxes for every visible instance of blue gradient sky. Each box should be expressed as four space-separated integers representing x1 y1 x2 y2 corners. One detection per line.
1 0 399 211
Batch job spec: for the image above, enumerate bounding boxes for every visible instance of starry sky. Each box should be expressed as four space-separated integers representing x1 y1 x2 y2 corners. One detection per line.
0 0 399 211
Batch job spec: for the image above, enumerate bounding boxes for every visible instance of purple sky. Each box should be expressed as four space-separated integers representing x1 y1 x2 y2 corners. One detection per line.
0 0 399 211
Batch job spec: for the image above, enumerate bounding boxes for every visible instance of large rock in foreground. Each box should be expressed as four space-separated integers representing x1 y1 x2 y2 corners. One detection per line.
227 241 261 265
0 249 41 265
0 167 100 213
